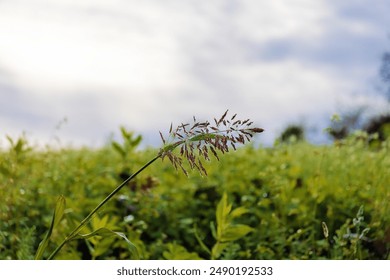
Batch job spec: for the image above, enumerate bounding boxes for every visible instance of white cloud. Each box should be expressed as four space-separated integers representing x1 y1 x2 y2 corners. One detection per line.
0 0 194 93
0 0 389 147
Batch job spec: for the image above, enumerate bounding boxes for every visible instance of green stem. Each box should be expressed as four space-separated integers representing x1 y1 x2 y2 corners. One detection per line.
47 154 161 260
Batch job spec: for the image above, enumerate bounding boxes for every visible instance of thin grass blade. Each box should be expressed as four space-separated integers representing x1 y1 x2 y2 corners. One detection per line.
71 228 139 259
34 195 66 260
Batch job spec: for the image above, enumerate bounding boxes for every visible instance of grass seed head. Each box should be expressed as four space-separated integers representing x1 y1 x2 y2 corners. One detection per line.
159 110 263 176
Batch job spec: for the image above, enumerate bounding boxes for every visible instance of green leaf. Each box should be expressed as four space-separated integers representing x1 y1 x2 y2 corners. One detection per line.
230 206 249 219
210 221 217 240
357 205 364 218
6 135 14 146
131 135 142 147
91 214 110 230
35 196 66 260
71 228 139 259
112 141 126 157
219 224 254 243
189 133 217 142
162 243 203 260
194 224 211 256
120 126 129 139
211 242 229 260
216 192 231 237
53 196 66 228
14 139 23 154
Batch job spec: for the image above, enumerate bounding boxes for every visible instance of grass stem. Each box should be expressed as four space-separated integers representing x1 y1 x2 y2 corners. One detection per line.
47 154 161 260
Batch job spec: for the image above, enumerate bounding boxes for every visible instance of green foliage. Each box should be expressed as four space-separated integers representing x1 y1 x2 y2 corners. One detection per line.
75 227 138 259
363 114 390 143
111 127 142 160
194 193 253 259
5 134 32 157
1 132 389 259
328 206 372 259
162 243 202 260
211 193 253 259
278 125 305 144
35 195 66 260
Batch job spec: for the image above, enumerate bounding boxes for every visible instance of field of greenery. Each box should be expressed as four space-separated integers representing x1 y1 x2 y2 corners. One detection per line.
1 128 389 260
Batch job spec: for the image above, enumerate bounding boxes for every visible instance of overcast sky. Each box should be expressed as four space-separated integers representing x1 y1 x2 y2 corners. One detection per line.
1 0 390 148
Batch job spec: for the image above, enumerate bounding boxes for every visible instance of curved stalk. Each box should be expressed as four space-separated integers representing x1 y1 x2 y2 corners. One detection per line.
47 154 161 260
44 110 263 260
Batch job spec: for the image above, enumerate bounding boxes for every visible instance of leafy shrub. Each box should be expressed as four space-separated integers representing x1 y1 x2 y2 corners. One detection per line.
1 123 389 259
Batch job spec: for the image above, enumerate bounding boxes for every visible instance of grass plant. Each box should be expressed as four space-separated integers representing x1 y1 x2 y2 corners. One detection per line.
1 113 389 260
34 110 263 259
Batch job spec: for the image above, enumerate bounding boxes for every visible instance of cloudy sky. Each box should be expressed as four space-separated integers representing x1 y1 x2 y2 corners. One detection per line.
1 0 389 148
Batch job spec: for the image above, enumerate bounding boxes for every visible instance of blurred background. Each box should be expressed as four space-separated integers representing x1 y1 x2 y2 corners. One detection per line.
1 0 390 148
